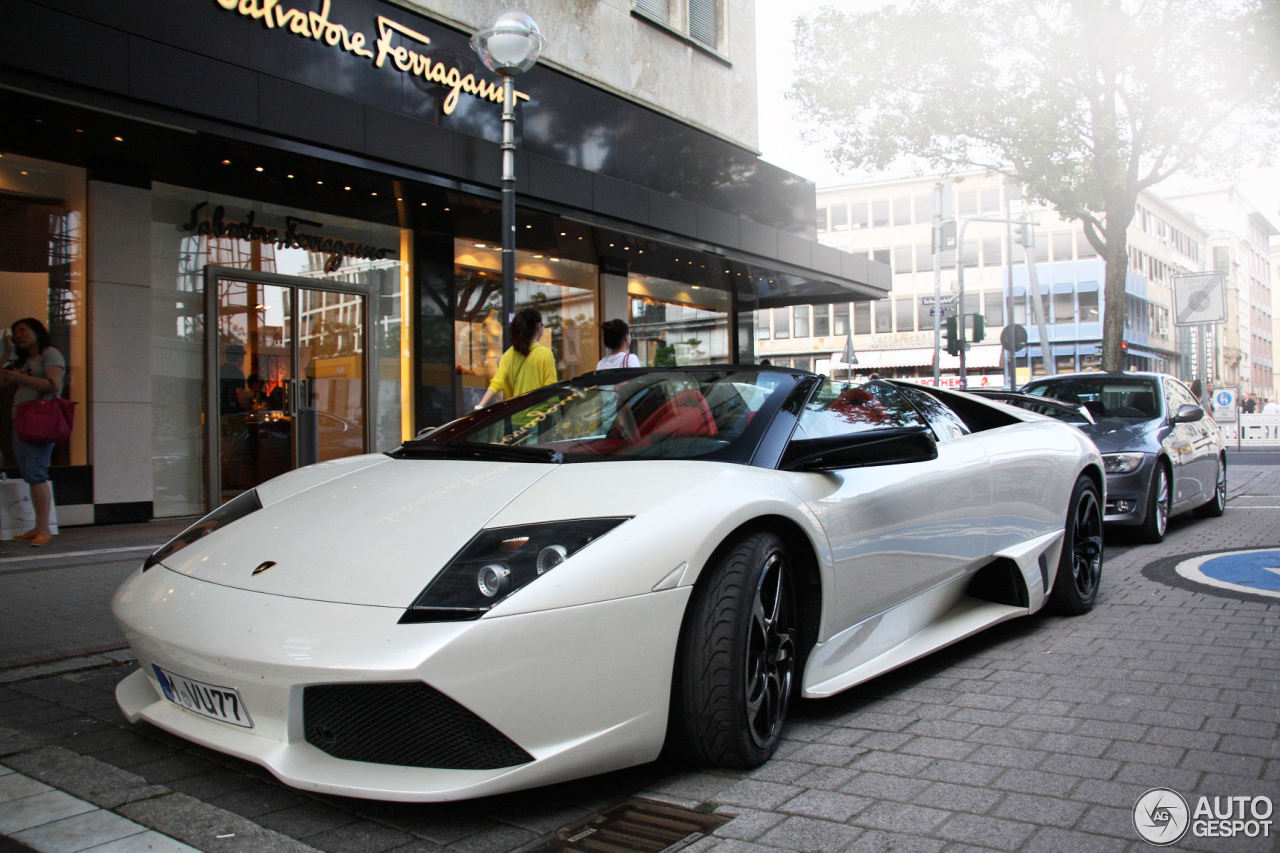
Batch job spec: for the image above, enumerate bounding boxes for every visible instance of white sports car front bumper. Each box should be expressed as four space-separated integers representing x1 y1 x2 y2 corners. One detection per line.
113 566 690 801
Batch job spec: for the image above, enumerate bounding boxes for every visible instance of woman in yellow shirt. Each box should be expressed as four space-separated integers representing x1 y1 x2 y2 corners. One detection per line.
475 308 558 409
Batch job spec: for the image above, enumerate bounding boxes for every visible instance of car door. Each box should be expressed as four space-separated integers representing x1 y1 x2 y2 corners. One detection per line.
1163 377 1214 507
785 380 992 635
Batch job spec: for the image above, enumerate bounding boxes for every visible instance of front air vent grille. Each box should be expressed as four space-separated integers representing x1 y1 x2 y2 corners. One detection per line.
303 682 533 770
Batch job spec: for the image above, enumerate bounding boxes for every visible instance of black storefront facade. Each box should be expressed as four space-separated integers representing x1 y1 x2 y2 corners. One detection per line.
0 0 888 524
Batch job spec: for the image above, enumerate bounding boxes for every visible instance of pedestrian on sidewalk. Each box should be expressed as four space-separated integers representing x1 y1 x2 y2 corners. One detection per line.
1 317 65 546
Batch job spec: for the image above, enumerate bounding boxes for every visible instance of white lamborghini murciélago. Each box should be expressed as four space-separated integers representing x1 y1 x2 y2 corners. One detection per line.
113 367 1104 801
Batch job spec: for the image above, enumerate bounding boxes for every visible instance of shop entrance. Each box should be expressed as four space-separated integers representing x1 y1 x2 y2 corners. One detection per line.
205 267 370 506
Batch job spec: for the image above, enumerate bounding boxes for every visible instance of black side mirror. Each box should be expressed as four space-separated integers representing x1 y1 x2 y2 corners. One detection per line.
1171 404 1204 424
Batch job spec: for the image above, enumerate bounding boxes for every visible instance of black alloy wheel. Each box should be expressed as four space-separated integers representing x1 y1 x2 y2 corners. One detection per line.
1049 474 1103 615
670 531 797 768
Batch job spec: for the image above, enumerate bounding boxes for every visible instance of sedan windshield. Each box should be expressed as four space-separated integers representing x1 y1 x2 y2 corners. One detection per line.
395 368 805 464
1024 377 1160 421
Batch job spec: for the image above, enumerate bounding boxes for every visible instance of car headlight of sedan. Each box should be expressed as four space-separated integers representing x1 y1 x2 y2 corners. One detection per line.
1102 452 1145 474
142 489 263 571
401 518 629 622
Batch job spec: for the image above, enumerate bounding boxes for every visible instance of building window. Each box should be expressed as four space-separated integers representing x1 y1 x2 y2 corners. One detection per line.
815 207 827 231
893 197 911 226
833 303 849 335
794 304 810 338
1053 291 1074 324
895 297 915 332
893 246 912 274
853 302 870 334
772 306 790 339
1052 232 1074 261
983 291 1004 327
916 245 933 272
757 311 770 340
813 304 830 337
874 299 892 333
634 0 721 51
851 202 869 229
872 200 890 227
872 248 891 267
981 186 1001 214
829 204 848 231
981 237 1002 267
913 194 932 223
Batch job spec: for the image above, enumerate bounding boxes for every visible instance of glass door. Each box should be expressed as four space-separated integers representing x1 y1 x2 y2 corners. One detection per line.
206 268 368 506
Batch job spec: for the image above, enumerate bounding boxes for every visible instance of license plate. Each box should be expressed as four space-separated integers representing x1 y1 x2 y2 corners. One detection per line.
152 664 253 728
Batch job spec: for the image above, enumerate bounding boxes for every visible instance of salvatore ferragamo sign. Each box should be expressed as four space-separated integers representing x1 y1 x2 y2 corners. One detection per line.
213 0 529 115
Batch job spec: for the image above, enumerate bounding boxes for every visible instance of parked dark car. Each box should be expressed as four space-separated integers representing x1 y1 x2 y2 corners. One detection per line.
1021 371 1225 542
967 389 1096 426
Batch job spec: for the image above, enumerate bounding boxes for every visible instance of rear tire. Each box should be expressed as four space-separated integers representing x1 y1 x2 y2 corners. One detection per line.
1049 475 1103 615
669 531 796 768
1195 455 1226 518
1138 463 1170 543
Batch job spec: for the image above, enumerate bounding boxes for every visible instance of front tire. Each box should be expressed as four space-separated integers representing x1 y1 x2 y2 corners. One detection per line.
1138 463 1170 543
1049 475 1103 615
1195 455 1226 518
670 531 796 768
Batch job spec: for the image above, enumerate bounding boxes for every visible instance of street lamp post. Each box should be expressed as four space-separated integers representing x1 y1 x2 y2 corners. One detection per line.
470 10 546 350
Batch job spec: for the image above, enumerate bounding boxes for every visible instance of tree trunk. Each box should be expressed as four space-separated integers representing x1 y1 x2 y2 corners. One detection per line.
1100 201 1135 372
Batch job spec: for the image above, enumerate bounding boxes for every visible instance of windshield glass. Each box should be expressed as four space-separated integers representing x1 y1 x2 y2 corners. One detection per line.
1025 377 1160 420
400 368 803 463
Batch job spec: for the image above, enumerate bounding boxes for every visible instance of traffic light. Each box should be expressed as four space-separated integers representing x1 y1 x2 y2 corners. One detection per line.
1014 221 1034 247
970 312 985 343
944 314 961 356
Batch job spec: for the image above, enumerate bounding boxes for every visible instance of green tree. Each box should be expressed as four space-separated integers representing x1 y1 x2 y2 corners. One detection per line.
790 0 1279 370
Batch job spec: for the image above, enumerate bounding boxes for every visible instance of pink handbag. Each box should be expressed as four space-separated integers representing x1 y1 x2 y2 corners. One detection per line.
14 398 76 444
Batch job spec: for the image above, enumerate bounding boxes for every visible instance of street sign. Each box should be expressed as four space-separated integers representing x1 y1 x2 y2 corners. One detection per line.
1212 386 1238 421
921 295 957 306
1000 324 1028 353
1172 273 1225 326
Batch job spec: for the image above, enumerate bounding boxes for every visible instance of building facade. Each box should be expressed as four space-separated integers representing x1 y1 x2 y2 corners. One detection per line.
787 172 1223 389
0 0 887 525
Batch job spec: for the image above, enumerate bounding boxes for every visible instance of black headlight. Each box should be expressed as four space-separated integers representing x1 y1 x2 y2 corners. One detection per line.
142 489 263 571
400 517 629 623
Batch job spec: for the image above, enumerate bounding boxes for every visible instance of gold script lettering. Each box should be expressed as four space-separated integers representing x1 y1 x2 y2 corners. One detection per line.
215 1 529 114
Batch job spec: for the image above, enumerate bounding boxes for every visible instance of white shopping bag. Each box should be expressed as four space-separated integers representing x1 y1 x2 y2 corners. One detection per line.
0 478 59 540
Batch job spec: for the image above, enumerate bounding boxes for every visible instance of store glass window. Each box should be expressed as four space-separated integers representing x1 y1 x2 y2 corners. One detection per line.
454 241 598 408
628 274 729 366
0 154 87 472
151 184 404 517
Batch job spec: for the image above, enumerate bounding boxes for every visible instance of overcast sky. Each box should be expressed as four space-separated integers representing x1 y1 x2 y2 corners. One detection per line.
753 3 1280 223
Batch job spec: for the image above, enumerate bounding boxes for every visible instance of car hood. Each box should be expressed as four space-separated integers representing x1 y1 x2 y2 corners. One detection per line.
153 457 759 608
157 456 560 607
1075 419 1159 454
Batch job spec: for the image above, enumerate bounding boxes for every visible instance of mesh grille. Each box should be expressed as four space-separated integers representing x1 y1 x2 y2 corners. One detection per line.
303 682 533 770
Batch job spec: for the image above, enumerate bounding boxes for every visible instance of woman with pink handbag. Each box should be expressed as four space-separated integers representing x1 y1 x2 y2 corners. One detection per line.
2 317 66 546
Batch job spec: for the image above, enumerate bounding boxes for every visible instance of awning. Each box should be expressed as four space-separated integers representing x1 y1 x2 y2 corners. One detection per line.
835 345 1003 371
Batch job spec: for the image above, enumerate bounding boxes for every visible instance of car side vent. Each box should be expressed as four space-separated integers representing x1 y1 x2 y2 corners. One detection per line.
303 682 533 769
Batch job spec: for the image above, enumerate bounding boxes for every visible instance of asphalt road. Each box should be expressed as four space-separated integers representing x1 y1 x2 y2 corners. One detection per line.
1 469 1278 853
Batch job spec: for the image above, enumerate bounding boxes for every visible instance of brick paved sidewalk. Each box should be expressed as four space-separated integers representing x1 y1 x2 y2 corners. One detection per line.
1 464 1278 852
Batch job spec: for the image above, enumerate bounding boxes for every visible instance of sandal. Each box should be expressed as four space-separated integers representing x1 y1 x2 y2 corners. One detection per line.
30 533 54 547
13 529 38 541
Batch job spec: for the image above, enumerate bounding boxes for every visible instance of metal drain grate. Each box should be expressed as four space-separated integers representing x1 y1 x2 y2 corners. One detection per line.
519 797 731 853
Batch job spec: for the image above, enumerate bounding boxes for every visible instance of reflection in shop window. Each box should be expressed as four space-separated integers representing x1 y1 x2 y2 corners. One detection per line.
453 240 597 410
629 274 730 366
